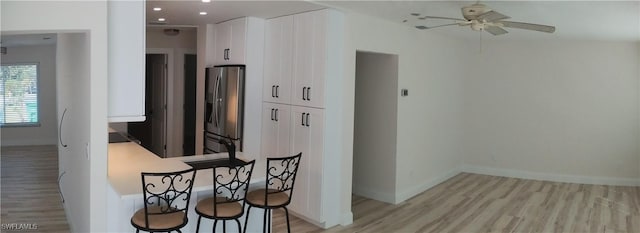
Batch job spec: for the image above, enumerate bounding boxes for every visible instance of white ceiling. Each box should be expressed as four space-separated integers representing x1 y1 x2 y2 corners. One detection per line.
147 0 639 42
318 1 640 41
146 0 324 26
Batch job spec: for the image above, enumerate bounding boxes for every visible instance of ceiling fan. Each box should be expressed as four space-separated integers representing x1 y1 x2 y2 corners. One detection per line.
405 2 556 35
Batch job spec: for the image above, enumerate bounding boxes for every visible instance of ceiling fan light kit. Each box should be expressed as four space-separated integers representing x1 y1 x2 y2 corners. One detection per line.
406 2 556 36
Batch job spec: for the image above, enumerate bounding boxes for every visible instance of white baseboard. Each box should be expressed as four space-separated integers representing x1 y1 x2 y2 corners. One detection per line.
462 165 640 187
395 168 462 203
352 185 397 204
340 211 353 226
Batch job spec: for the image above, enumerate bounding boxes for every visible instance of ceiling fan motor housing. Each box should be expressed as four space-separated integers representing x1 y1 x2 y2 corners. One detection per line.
462 3 490 20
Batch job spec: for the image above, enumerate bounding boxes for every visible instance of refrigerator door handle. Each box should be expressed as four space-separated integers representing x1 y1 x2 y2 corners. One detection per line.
213 74 221 127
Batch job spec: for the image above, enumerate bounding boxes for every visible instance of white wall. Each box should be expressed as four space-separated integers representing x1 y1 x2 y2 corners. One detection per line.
1 45 57 146
352 51 398 203
1 1 109 232
146 27 197 156
462 40 640 185
340 11 471 221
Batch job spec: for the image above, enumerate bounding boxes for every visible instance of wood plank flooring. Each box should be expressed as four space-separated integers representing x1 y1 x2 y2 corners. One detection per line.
2 145 639 232
1 145 70 233
274 173 640 233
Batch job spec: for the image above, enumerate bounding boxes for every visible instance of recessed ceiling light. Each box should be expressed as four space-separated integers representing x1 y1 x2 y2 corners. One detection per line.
158 18 166 22
153 7 161 11
202 0 211 2
199 12 207 15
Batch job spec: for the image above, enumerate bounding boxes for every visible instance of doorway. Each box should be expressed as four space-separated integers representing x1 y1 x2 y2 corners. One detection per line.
129 53 168 157
352 51 399 204
182 54 197 155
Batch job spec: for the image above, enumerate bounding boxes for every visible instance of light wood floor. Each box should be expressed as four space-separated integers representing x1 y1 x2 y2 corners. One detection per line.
274 173 640 233
3 146 639 233
1 145 70 233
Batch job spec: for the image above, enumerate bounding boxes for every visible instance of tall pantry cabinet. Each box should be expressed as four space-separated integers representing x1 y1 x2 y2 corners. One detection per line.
261 9 343 226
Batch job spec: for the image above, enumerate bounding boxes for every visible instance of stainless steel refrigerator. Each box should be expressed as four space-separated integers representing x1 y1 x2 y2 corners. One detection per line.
204 65 244 153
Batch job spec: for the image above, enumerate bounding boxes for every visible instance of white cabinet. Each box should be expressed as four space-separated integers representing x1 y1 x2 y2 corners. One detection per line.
260 102 291 158
214 18 247 65
107 0 145 122
263 16 293 104
263 10 329 108
261 9 343 226
291 11 327 108
289 106 325 221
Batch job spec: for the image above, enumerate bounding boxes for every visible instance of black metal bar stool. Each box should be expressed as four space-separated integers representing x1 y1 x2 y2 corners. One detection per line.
195 160 255 232
131 168 197 233
244 153 302 233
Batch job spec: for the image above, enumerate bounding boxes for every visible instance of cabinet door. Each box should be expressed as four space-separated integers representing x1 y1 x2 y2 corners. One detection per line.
107 0 145 122
228 18 247 65
289 106 324 221
214 23 231 65
263 16 293 104
292 11 326 108
261 103 291 159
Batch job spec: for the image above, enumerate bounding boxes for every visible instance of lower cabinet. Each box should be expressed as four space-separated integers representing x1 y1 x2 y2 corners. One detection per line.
261 102 325 222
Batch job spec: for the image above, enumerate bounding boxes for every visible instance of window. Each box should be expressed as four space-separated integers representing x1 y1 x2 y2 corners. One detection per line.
0 63 39 126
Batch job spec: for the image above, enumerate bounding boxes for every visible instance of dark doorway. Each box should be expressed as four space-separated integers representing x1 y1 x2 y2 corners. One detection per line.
183 54 197 155
129 54 167 156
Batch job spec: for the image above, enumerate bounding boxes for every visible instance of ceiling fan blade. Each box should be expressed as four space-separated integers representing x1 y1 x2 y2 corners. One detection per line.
476 11 510 22
418 16 467 22
415 23 459 30
498 21 556 33
484 25 508 35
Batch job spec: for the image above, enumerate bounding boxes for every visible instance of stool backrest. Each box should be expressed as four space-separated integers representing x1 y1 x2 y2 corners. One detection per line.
140 168 196 228
265 153 302 205
212 160 256 213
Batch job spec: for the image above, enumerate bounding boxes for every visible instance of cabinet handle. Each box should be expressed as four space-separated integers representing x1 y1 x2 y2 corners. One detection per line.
306 113 310 127
302 87 307 100
275 85 279 98
301 113 305 126
59 108 68 148
306 87 311 101
275 109 279 122
272 85 275 98
270 108 274 121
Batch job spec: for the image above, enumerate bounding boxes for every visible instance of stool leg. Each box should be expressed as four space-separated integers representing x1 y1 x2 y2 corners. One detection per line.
244 205 252 233
223 220 227 232
234 219 242 233
213 219 218 232
284 207 291 233
262 208 268 233
196 215 202 233
267 209 272 233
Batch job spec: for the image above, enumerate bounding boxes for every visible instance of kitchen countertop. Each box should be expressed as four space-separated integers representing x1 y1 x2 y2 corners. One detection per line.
108 142 265 200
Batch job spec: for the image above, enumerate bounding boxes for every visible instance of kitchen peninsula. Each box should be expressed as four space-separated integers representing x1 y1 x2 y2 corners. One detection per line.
106 141 266 232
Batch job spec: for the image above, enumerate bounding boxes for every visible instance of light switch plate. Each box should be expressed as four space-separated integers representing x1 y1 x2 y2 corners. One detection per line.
401 89 409 96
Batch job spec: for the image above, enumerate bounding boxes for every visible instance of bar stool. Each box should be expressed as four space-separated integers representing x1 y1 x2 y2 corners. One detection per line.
244 153 302 233
195 160 255 232
131 168 197 233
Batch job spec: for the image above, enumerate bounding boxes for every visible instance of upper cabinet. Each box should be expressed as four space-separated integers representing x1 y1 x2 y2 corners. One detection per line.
107 0 145 122
291 11 327 108
263 16 294 104
214 18 247 65
263 10 336 109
